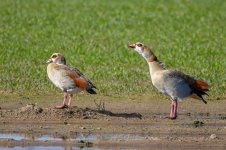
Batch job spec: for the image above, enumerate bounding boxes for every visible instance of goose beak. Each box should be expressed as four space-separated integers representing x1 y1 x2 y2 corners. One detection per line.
128 44 136 49
46 58 52 64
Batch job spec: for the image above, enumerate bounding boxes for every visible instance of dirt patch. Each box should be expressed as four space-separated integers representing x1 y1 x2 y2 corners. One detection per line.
0 97 226 148
0 103 142 122
0 104 101 121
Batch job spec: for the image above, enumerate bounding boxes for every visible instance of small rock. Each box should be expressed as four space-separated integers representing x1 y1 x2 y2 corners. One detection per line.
220 116 226 120
210 134 217 140
86 141 93 147
79 140 85 143
18 104 43 114
83 116 89 119
80 127 86 130
34 106 43 114
96 127 101 130
193 120 204 128
78 140 93 147
19 104 34 112
147 136 160 141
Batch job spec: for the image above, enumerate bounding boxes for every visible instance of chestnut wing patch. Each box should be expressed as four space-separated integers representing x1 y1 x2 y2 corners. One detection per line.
75 77 88 90
55 64 96 93
66 70 88 90
168 70 208 104
67 65 96 89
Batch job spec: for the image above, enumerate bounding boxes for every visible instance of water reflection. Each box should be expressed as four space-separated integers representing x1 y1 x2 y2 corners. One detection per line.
0 132 147 141
0 146 99 150
0 132 226 150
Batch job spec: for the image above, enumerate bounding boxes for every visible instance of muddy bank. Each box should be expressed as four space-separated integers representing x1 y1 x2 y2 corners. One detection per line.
0 98 226 149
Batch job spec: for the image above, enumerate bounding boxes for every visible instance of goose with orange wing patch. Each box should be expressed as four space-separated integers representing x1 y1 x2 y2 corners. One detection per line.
47 53 96 109
128 42 209 119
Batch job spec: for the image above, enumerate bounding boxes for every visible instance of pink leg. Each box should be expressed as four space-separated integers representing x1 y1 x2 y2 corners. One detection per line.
55 92 69 109
169 99 178 119
173 100 178 118
67 94 73 107
169 101 174 118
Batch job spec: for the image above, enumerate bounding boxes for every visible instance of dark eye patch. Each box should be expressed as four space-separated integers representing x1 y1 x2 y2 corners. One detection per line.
137 43 143 47
52 54 57 58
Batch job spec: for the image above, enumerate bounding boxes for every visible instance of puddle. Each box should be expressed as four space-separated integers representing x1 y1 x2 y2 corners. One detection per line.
0 132 226 150
1 131 226 143
0 132 150 150
0 146 99 150
0 133 99 150
0 132 146 142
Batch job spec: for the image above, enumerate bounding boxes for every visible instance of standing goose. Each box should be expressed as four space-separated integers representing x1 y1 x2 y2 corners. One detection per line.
128 42 209 119
46 53 96 109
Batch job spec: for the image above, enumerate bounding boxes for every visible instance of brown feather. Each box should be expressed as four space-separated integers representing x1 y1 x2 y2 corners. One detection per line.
67 70 79 79
66 71 88 90
195 80 209 91
169 70 209 92
188 78 209 104
190 93 207 104
168 70 209 104
74 78 88 89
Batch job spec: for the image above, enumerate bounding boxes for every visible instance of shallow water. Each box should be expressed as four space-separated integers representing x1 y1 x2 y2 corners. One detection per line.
0 132 226 150
0 132 146 141
0 146 99 150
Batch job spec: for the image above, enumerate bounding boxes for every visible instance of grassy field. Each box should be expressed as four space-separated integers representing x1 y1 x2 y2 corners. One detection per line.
0 0 225 99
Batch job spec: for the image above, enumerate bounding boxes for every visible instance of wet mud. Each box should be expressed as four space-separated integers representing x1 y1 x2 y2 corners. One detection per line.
0 99 226 149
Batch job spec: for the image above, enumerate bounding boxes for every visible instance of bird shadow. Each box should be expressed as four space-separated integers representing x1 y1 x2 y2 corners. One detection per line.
53 100 142 119
90 108 142 119
89 99 142 119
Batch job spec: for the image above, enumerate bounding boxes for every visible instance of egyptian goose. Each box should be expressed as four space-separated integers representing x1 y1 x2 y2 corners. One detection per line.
46 53 96 109
128 42 209 119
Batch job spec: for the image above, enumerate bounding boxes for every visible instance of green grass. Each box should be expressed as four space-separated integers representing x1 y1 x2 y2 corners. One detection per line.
0 0 225 98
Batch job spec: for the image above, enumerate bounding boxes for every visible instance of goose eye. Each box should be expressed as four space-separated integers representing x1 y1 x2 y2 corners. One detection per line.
52 54 57 58
137 44 142 47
